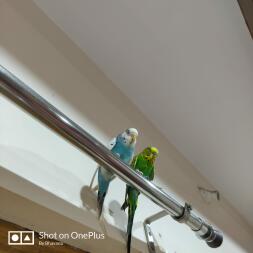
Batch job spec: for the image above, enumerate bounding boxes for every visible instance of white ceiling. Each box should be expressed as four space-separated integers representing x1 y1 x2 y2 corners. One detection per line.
33 0 253 225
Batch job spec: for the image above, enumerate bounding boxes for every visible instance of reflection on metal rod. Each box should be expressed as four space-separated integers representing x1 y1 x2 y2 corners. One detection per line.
0 65 223 248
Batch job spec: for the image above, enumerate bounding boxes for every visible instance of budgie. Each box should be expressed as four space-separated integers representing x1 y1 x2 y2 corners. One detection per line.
121 146 159 253
97 128 138 218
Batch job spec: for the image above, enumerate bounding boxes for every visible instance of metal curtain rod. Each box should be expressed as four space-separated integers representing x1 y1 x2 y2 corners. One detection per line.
0 65 222 248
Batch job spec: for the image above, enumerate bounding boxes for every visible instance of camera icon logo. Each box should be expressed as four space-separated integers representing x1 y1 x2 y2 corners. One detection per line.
8 231 34 245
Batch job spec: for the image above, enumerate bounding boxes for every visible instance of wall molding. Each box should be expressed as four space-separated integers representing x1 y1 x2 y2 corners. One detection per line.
237 0 253 38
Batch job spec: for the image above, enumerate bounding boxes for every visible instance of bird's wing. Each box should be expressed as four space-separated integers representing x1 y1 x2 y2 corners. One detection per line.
103 137 117 180
107 137 117 150
96 137 116 171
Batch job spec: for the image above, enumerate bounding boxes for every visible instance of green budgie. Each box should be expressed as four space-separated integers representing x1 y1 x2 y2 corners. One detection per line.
121 146 159 253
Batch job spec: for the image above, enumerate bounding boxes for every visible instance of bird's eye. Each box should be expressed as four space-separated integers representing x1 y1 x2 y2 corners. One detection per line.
126 129 130 135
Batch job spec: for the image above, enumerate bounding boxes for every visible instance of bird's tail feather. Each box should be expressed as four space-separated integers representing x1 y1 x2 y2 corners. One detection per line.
127 211 135 253
97 191 105 219
127 233 132 253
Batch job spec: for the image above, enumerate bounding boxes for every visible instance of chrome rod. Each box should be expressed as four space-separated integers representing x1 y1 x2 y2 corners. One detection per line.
144 210 168 253
0 65 223 248
144 222 156 253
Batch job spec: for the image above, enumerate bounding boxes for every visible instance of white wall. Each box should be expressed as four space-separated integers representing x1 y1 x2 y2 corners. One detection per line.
0 0 252 252
32 0 253 227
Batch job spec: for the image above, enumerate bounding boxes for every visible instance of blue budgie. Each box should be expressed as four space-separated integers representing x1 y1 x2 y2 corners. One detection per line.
97 128 138 218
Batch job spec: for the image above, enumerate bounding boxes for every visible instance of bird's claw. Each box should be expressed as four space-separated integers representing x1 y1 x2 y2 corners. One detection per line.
121 202 127 211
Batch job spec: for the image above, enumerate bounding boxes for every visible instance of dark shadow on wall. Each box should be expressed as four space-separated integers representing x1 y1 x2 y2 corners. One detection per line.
108 200 127 237
80 185 97 213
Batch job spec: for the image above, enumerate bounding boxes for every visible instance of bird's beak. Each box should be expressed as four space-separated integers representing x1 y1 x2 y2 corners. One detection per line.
130 135 137 144
151 153 157 161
